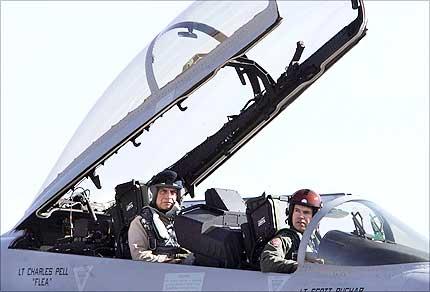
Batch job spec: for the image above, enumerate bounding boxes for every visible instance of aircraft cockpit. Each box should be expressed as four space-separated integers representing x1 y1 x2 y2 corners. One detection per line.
10 188 429 271
5 0 428 278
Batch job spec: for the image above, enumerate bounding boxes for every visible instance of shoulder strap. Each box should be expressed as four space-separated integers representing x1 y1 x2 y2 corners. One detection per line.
139 206 157 250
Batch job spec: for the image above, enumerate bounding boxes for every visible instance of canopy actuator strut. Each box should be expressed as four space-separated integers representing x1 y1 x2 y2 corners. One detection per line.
224 56 276 98
285 41 305 77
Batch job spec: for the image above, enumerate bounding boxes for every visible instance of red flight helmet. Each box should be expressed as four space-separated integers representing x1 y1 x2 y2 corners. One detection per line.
287 189 322 226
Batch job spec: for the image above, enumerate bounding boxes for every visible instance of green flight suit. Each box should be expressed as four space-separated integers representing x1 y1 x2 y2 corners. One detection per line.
260 228 301 273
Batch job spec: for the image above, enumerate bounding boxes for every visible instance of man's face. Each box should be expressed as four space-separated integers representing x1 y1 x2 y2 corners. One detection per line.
155 187 178 211
292 204 313 233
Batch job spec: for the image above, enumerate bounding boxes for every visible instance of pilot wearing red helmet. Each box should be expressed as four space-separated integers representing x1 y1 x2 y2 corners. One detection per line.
260 189 322 273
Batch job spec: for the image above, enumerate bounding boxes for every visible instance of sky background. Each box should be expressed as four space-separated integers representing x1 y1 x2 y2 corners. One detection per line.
1 1 429 240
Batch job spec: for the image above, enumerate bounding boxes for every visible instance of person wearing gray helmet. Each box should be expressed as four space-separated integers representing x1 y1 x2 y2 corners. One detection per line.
128 169 193 264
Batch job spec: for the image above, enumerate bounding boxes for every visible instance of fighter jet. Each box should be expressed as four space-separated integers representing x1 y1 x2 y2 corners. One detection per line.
1 0 429 291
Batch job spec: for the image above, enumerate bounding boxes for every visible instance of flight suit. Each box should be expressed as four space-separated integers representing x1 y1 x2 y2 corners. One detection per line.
128 206 191 263
260 228 301 273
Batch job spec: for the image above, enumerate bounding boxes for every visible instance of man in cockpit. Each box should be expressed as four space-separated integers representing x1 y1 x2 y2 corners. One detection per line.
128 169 193 264
260 189 322 273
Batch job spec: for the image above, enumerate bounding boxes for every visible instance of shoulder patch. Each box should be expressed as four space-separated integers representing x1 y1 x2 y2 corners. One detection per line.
270 238 282 247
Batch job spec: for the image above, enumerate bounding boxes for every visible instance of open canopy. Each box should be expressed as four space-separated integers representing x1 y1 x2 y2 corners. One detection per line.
23 1 280 221
16 0 367 229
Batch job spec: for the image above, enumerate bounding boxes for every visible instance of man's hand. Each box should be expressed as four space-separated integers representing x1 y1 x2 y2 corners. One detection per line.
305 252 325 264
165 257 182 264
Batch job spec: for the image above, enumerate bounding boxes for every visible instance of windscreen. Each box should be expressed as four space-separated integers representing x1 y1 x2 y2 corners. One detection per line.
307 200 429 266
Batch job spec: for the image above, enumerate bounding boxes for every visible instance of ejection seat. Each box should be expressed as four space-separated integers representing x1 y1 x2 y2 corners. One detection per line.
109 179 150 259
